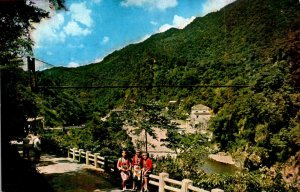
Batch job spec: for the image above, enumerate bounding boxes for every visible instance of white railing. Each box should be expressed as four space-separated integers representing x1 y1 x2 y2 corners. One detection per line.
68 148 223 192
149 172 223 192
68 148 114 172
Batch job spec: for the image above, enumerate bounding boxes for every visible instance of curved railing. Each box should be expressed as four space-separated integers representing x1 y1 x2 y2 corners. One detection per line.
68 148 223 192
68 148 115 172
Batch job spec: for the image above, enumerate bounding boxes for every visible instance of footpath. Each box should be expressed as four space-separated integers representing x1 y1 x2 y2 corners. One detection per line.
36 154 122 192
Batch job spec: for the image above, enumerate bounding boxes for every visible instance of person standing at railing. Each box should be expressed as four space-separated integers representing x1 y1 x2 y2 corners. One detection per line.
141 152 152 192
117 150 132 191
33 133 41 163
131 149 142 191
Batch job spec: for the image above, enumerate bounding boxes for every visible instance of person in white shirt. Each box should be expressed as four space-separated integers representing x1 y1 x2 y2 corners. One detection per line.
33 133 41 163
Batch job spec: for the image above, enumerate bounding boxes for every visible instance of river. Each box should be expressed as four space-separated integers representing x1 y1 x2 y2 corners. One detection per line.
202 158 240 175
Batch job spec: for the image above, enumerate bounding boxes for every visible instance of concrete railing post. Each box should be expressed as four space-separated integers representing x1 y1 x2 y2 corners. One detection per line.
181 179 193 192
211 189 224 192
73 148 77 161
159 172 169 192
86 151 91 165
78 149 83 162
94 153 100 168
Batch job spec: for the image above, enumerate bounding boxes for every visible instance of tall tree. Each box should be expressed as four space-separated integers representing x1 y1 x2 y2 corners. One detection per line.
1 1 48 140
1 1 53 192
123 100 178 152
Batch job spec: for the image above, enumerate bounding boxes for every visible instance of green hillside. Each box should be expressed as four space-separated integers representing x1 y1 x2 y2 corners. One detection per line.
39 0 299 110
40 0 299 90
38 0 299 169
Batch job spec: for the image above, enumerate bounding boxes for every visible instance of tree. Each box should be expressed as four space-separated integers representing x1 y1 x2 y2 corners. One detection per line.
1 1 52 192
1 1 48 140
123 100 177 152
0 1 48 64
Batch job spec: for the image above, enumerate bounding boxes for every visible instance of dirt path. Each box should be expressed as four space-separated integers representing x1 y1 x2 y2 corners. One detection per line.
37 154 122 192
37 155 86 174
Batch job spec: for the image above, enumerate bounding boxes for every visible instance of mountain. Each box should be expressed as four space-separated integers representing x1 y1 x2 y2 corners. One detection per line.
40 0 299 89
38 0 300 167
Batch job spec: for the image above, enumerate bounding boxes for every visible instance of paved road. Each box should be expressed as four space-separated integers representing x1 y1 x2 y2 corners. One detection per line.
37 154 123 192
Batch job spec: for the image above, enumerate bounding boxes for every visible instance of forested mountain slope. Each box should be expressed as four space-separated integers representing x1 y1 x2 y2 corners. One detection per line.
39 0 300 169
40 0 299 95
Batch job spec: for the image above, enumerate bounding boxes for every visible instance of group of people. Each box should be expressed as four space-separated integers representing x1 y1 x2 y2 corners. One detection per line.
22 132 42 163
117 149 153 192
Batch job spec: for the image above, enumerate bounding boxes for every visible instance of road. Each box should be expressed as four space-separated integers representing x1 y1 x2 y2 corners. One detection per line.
37 154 122 192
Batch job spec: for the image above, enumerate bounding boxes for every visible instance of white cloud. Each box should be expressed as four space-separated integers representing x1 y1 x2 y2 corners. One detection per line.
64 21 91 36
158 24 173 33
32 2 94 48
68 62 79 68
141 34 151 41
121 0 178 10
101 36 110 44
94 57 103 63
30 0 53 13
69 2 93 27
202 0 236 16
136 34 151 43
158 15 196 33
31 13 66 48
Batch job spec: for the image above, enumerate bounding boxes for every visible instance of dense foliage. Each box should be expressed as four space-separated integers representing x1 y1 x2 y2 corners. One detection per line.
43 112 134 159
1 0 48 139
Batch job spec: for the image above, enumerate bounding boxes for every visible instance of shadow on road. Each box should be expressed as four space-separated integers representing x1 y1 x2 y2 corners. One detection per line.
37 154 122 192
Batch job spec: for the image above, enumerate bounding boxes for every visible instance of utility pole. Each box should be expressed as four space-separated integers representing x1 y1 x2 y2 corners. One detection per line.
27 56 37 133
27 56 37 92
145 129 148 153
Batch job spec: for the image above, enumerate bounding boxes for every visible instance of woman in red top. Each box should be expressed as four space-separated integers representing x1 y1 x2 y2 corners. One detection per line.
131 149 142 190
141 152 152 192
117 150 131 191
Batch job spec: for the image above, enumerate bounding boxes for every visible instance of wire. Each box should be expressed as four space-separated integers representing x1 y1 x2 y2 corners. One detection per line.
37 84 252 89
33 58 253 89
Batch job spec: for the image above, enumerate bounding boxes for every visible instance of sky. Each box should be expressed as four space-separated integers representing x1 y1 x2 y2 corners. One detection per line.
31 0 236 70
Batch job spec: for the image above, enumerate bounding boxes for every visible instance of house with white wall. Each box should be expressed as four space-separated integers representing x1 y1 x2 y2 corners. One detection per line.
190 104 212 130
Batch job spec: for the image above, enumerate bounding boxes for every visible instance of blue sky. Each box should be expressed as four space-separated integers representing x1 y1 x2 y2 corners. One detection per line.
31 0 235 69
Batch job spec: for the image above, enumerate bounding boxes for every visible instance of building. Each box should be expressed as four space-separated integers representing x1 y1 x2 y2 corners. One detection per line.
190 104 212 130
26 116 45 133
